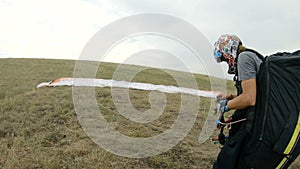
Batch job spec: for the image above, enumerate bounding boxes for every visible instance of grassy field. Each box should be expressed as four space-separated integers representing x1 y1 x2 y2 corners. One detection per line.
0 58 299 169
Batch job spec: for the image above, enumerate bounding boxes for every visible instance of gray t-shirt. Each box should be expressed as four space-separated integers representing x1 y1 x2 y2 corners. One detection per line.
237 51 263 81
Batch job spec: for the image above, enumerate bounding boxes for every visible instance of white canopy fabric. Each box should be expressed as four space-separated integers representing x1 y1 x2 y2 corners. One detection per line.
37 77 218 98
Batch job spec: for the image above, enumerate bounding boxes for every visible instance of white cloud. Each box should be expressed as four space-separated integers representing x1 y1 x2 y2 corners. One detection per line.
0 0 123 58
104 34 207 73
83 0 300 55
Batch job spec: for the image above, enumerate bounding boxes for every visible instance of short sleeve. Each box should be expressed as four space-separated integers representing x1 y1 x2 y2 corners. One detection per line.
237 52 261 81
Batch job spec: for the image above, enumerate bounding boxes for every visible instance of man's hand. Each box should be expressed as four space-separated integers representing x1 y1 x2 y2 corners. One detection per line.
218 100 229 114
215 99 229 129
216 93 235 102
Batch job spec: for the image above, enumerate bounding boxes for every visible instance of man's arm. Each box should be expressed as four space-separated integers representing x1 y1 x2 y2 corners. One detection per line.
227 78 257 110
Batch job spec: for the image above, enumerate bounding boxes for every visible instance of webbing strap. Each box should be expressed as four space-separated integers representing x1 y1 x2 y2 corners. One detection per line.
276 112 300 169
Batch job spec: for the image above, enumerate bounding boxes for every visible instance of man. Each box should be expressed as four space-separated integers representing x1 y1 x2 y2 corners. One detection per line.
212 34 263 169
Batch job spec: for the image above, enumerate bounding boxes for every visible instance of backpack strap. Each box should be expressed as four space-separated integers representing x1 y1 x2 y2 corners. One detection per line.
244 48 264 61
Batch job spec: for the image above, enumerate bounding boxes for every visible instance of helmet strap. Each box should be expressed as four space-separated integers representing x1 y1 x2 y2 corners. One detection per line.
227 56 237 74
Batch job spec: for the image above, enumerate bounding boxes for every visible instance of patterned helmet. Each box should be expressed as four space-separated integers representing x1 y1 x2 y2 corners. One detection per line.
213 34 242 63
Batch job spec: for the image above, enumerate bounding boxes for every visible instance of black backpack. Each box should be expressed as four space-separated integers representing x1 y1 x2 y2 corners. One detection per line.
238 50 300 169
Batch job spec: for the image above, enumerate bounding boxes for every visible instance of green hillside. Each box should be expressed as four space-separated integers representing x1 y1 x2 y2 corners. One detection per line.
0 58 299 169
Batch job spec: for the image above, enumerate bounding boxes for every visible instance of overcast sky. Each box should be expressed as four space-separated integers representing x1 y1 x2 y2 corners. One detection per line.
1 0 299 78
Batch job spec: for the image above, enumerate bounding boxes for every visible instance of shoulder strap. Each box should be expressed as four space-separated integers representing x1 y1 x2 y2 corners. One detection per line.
244 48 264 61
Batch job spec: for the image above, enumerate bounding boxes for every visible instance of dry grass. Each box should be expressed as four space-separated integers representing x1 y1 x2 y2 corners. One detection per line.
0 58 299 169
